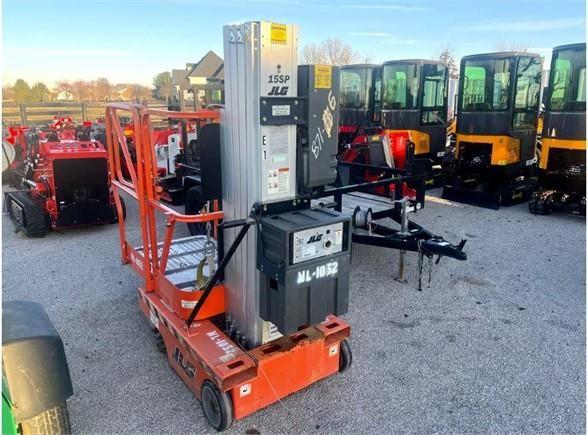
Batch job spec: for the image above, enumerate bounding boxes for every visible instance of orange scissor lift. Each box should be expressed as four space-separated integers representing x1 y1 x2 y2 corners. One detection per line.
105 102 350 430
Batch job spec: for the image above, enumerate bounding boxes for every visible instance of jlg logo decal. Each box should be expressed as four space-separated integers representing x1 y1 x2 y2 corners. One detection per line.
268 69 290 96
307 234 323 243
173 347 196 379
268 86 289 96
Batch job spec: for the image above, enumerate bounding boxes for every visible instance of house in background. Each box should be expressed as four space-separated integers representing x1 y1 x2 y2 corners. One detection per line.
111 84 132 100
171 50 224 110
55 90 74 101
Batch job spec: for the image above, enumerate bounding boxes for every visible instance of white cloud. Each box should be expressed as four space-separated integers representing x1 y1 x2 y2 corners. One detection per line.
462 17 584 32
341 3 431 11
5 47 127 56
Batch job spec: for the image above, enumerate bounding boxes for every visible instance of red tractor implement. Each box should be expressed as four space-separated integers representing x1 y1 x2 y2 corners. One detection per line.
5 123 121 237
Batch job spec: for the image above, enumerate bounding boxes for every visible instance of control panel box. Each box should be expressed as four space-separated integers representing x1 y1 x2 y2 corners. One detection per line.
292 221 344 264
257 207 351 335
297 64 340 189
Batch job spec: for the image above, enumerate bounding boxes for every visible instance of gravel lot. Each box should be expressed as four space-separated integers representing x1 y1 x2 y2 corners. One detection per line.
2 188 585 434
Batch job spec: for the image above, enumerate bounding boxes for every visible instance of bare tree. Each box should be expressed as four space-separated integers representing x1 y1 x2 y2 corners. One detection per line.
122 84 152 102
70 81 93 101
494 41 529 53
301 38 369 66
301 43 327 64
439 44 459 79
2 85 15 102
95 77 113 101
55 81 74 97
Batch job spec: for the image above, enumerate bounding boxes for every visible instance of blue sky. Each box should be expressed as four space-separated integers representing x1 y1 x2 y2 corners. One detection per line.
2 0 586 87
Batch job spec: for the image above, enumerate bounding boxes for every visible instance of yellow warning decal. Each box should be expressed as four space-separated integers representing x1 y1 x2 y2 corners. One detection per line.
271 23 287 44
314 64 332 89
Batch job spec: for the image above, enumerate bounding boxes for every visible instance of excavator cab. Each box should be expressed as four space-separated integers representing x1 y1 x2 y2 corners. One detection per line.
380 60 449 163
443 52 543 209
529 43 586 214
339 64 380 147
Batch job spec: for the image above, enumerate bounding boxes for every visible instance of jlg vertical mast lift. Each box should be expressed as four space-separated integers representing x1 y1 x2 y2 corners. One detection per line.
107 21 351 431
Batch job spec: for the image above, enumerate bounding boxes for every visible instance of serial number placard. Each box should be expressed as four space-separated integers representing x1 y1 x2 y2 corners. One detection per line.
296 261 338 284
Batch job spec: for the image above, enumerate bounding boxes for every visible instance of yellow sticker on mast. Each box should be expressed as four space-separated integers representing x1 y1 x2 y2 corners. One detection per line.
314 65 332 89
271 23 287 44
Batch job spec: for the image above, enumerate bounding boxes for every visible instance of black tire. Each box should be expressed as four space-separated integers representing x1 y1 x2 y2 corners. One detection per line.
529 191 553 215
185 186 206 236
339 340 352 373
19 401 71 435
6 191 49 237
201 380 233 431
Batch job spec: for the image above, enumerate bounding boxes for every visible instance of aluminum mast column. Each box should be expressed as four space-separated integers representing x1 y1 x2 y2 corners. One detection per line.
222 21 298 347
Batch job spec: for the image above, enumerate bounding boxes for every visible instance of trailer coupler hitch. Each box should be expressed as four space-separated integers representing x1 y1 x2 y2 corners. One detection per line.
351 219 467 262
420 237 467 261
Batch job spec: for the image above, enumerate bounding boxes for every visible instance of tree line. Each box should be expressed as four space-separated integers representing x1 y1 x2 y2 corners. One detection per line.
3 72 175 104
2 38 529 105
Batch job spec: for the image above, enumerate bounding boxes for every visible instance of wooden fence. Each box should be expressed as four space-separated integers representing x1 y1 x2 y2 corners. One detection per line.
2 100 168 126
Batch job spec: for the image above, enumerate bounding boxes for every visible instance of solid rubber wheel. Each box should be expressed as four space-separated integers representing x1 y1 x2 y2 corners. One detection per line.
201 380 233 431
339 340 352 373
19 401 71 435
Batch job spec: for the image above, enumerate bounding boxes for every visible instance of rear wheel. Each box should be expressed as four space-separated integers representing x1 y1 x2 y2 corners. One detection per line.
339 340 353 372
19 402 71 435
185 186 206 236
201 380 233 431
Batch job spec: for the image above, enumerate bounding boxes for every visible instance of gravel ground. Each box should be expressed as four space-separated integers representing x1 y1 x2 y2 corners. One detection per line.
2 188 585 434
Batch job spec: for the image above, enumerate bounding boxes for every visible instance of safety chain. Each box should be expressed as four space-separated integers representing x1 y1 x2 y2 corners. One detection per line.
195 202 218 289
417 240 424 291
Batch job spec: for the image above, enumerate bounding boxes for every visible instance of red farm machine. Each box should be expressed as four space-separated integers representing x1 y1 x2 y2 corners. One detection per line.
4 120 122 236
105 21 466 431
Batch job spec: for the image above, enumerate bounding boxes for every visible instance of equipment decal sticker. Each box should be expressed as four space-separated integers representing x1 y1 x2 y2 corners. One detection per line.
311 90 337 159
268 168 290 194
268 64 290 95
206 330 238 362
297 261 338 284
173 347 196 379
314 65 332 89
270 23 287 44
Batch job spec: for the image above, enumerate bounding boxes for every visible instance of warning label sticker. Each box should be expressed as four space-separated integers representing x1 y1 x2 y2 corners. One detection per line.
267 168 290 194
314 65 332 89
270 23 287 44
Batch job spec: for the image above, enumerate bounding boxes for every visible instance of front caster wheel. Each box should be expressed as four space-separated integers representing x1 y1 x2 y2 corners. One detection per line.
339 340 352 372
201 380 233 431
